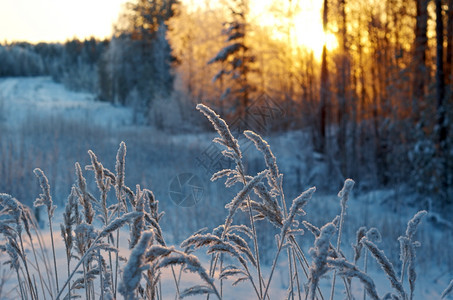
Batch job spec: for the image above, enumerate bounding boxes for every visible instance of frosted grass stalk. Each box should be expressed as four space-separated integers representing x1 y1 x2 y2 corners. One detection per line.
330 179 354 300
327 258 379 300
291 247 302 300
158 251 221 300
34 168 60 296
399 210 426 300
197 104 266 298
56 212 142 300
218 154 263 294
244 130 280 189
196 104 241 159
75 163 94 225
362 238 407 300
119 231 153 300
23 207 51 299
263 187 316 300
114 142 126 298
245 129 293 299
441 279 453 299
307 222 337 300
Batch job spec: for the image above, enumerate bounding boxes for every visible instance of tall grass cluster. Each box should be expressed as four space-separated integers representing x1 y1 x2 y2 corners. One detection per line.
0 104 451 300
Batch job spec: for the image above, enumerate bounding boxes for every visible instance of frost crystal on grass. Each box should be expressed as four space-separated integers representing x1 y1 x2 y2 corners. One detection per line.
75 162 95 224
338 178 354 208
399 210 427 299
130 188 145 249
100 212 143 238
244 130 281 188
116 141 126 191
33 168 56 218
353 227 367 263
119 230 153 300
225 170 268 227
327 258 380 300
307 221 337 300
283 187 316 235
145 245 173 262
405 210 427 239
159 253 214 286
88 149 106 192
366 227 382 243
362 237 406 300
179 285 216 299
196 103 241 158
181 233 222 249
0 193 23 227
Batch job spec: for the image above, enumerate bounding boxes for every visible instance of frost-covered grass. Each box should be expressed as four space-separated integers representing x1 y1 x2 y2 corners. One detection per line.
0 102 452 300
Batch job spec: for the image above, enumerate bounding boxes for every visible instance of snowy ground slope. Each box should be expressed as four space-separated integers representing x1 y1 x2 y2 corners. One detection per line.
0 77 133 128
0 77 451 299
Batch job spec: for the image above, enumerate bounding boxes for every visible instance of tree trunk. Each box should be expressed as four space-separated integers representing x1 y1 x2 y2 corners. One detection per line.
413 0 428 122
318 0 329 154
436 0 446 146
435 0 449 205
446 0 453 85
337 0 350 176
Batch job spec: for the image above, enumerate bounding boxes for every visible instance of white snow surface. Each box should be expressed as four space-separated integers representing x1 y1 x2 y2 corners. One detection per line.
0 77 133 129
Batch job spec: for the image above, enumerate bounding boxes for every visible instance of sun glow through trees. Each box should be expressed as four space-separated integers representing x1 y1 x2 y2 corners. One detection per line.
184 0 338 60
251 0 338 60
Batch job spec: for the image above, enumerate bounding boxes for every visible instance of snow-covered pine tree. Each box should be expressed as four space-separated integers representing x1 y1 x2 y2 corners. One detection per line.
98 0 178 124
208 0 255 121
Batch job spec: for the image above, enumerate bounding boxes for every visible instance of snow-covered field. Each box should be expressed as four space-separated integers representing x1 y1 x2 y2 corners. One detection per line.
0 77 452 299
0 77 133 129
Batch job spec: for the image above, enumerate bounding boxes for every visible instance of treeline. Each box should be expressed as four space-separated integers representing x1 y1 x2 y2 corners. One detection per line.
0 39 107 93
0 0 452 207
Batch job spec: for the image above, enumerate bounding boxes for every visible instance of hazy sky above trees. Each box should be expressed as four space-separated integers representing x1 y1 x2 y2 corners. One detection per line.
0 0 126 42
0 0 326 50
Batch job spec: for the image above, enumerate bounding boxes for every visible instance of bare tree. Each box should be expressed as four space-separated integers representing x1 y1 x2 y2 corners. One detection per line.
436 0 446 148
412 0 429 122
446 0 453 86
318 0 329 154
